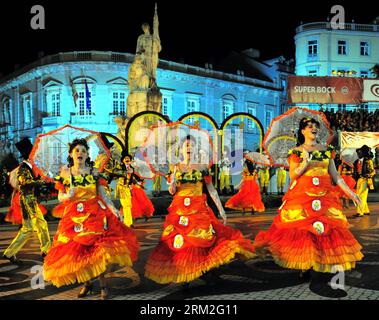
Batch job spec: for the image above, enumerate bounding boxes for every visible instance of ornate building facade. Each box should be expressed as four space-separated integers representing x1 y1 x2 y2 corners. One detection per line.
0 50 293 160
295 20 379 111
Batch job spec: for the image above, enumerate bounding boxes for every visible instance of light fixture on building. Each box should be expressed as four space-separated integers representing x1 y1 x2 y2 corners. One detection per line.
331 70 357 77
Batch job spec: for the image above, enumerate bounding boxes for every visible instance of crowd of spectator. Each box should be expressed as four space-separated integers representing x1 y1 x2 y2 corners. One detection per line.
323 108 379 132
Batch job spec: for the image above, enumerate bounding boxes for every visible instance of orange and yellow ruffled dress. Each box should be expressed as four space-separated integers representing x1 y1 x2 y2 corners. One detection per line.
43 172 139 287
338 164 356 199
145 168 255 284
225 168 265 212
254 146 363 272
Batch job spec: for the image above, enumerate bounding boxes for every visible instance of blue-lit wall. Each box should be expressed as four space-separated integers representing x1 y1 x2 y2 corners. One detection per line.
295 22 379 111
0 51 287 159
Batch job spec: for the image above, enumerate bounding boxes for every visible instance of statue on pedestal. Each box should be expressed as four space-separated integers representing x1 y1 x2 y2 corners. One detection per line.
127 3 162 118
128 54 150 92
136 4 162 87
126 3 163 150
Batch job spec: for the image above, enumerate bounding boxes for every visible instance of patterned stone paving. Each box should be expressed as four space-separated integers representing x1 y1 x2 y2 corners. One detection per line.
0 198 379 300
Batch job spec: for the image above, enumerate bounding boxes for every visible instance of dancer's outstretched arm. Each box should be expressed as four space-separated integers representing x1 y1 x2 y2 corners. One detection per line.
167 165 177 195
329 158 361 206
206 181 227 225
94 167 122 220
98 183 123 221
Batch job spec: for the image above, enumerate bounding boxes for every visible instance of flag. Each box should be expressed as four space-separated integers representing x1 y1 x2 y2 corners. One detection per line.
84 79 91 113
70 77 78 107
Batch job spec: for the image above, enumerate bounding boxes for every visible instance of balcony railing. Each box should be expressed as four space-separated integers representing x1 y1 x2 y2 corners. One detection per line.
296 22 379 33
70 114 95 124
42 116 67 126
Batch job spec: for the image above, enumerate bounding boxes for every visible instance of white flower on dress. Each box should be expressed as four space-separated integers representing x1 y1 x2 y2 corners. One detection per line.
313 221 325 235
179 216 189 226
312 200 322 211
184 197 191 207
74 224 83 233
312 177 320 186
173 234 184 249
77 203 84 212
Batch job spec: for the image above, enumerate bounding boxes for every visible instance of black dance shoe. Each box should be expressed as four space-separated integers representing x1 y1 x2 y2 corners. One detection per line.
2 255 23 265
77 282 94 298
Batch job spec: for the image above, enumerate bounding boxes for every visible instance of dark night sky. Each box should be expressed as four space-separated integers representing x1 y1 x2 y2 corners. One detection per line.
0 0 378 76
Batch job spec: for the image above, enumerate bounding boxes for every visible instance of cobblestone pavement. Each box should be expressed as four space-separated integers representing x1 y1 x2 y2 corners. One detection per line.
0 199 378 300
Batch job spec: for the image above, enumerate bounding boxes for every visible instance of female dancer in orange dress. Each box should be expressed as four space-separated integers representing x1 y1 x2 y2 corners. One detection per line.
254 117 363 296
145 136 255 286
225 158 265 215
43 139 139 299
337 162 356 209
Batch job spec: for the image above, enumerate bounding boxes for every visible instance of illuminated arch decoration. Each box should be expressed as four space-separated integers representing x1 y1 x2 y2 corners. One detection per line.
125 111 171 154
178 112 219 159
178 111 219 130
220 112 265 153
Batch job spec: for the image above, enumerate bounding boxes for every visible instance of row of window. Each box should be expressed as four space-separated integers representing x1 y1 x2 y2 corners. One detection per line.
163 97 274 129
1 93 275 131
308 40 371 57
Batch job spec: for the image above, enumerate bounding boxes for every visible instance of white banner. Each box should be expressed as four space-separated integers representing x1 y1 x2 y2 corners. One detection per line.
363 79 379 102
340 131 379 166
341 131 379 149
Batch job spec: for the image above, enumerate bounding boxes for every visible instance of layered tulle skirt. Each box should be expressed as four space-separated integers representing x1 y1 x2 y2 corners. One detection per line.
131 186 155 219
145 194 255 284
254 174 363 272
44 197 139 287
225 177 265 212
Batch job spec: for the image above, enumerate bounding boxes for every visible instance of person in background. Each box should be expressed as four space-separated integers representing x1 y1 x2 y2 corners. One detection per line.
115 152 154 226
218 151 232 195
152 174 162 197
276 167 287 195
352 145 376 218
225 158 265 215
2 138 51 264
258 166 270 195
337 160 356 209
